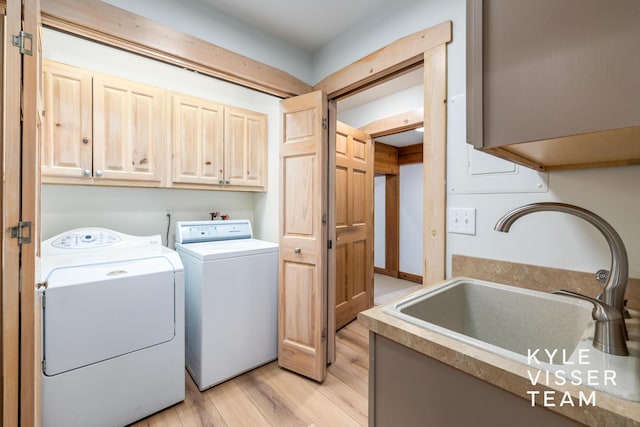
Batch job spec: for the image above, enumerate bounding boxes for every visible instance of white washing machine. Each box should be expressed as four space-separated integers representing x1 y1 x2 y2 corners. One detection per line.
175 220 278 390
39 228 185 427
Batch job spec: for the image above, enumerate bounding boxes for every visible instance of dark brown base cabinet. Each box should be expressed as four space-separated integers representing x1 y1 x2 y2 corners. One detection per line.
368 333 584 427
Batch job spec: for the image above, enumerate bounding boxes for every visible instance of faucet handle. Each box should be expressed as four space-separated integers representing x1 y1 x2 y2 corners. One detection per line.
554 289 628 356
554 290 621 322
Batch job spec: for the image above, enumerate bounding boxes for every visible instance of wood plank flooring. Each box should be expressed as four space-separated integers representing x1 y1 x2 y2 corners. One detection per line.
131 320 369 427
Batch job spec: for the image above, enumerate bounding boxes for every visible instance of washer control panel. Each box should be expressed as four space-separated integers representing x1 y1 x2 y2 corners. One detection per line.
176 220 252 244
51 229 121 249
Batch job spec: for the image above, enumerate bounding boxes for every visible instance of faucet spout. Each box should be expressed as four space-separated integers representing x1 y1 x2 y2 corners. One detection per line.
495 202 629 323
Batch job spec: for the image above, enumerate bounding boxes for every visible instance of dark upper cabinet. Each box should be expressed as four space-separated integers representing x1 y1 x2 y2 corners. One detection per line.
466 0 640 171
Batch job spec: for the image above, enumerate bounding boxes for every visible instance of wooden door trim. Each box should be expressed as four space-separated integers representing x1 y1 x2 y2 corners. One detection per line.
40 0 311 98
361 109 424 138
330 27 449 285
313 21 451 100
423 44 447 285
385 174 399 277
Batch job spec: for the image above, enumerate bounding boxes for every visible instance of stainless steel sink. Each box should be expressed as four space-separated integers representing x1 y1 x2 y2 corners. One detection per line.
383 278 594 365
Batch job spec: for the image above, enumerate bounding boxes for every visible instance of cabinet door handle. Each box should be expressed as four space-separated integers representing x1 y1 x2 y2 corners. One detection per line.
95 170 103 178
82 169 91 177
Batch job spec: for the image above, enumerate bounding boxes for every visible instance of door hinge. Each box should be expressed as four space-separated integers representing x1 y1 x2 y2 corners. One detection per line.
10 221 32 244
327 240 332 249
322 213 327 224
12 31 33 56
321 328 327 339
322 117 328 130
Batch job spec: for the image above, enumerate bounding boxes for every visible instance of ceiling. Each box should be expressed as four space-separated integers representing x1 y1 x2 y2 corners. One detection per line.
376 129 424 147
195 0 424 146
196 0 415 52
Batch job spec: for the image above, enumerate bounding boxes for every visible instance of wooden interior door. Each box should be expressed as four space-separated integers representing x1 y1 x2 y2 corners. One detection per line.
2 0 40 424
278 91 328 382
334 121 374 330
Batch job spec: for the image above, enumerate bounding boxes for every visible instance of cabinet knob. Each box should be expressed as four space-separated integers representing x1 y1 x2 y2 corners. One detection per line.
294 248 302 254
225 180 230 184
82 169 91 177
219 179 224 184
82 138 89 144
95 170 103 178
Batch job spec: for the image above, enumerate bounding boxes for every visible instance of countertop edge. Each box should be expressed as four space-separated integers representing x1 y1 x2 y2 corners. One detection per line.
358 284 640 427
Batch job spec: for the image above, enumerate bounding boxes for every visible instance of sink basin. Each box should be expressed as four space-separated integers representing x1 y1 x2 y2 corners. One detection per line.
383 278 594 365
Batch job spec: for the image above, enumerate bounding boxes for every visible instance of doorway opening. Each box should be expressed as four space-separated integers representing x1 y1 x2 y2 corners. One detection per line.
372 128 425 305
333 65 428 323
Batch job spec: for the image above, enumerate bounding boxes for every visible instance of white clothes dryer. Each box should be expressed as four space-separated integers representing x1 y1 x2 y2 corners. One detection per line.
175 220 278 390
39 228 185 427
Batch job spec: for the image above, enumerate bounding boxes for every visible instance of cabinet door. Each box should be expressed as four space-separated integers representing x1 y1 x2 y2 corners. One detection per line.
224 106 267 189
42 62 92 180
93 75 165 183
467 0 640 170
172 94 224 186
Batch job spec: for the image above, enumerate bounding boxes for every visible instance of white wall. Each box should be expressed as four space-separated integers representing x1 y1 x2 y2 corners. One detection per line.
399 164 423 276
329 0 640 279
100 0 313 83
338 85 424 128
41 29 281 246
314 0 467 95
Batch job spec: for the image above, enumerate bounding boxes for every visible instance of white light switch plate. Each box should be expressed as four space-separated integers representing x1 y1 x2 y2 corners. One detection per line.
448 208 476 235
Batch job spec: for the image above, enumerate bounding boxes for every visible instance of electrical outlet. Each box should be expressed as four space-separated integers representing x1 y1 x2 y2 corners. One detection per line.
448 207 476 235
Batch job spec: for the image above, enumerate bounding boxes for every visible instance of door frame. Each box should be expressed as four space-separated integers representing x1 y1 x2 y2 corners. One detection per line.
367 112 424 283
316 23 451 288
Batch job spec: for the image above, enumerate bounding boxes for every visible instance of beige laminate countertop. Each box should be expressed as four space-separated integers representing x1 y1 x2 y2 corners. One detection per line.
358 279 640 427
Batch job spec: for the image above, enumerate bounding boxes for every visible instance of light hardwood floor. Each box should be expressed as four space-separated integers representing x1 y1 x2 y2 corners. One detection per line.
374 273 422 306
132 320 369 426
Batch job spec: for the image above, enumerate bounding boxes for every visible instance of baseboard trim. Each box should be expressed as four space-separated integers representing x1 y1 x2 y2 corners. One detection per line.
374 267 398 277
398 271 423 284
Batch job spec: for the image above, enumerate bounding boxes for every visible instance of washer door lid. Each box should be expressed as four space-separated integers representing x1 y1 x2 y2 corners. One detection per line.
43 257 175 376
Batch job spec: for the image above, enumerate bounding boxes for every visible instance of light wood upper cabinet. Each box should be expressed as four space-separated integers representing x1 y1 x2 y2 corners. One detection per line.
467 0 640 171
43 60 268 191
93 75 165 183
42 62 92 179
170 99 267 191
42 61 165 186
225 107 267 189
171 94 224 186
